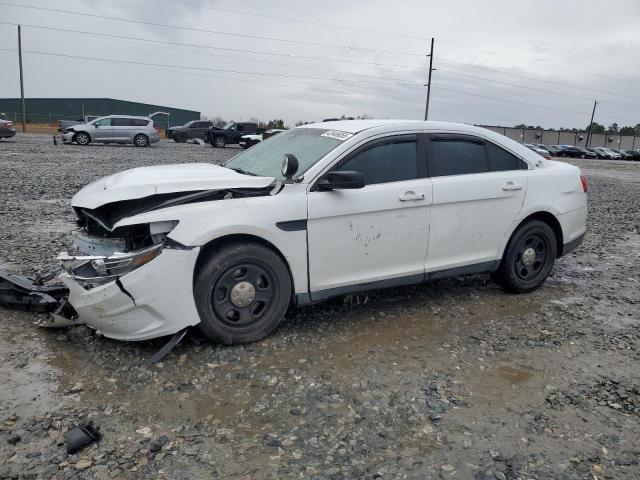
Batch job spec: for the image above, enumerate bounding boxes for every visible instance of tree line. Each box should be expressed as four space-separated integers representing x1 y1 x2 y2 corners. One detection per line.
514 122 640 135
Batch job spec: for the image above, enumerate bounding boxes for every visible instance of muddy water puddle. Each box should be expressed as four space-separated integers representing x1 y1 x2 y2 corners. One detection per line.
1 281 550 429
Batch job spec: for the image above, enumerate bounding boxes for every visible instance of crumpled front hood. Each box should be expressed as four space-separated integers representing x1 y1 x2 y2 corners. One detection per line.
72 163 275 209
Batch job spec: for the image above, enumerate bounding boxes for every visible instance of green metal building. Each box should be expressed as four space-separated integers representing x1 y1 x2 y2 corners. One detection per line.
0 98 200 128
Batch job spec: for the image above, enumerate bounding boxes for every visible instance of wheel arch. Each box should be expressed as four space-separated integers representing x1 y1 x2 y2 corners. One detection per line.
73 131 91 143
134 132 149 145
193 233 297 304
503 211 564 259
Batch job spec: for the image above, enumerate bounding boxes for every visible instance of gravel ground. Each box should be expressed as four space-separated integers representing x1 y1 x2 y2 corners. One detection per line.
0 133 639 479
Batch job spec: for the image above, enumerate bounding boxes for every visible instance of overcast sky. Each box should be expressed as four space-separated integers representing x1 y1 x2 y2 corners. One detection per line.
0 0 639 128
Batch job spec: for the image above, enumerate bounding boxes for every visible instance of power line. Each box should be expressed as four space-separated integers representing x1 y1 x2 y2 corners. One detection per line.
9 20 638 114
0 48 425 87
431 86 591 116
0 48 413 100
0 21 427 72
1 47 635 125
0 1 425 57
433 85 638 124
157 0 434 41
437 57 640 102
437 67 640 110
136 0 640 87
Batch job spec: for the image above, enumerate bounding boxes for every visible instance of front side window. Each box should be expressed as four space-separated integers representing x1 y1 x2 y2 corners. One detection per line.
225 128 347 180
93 118 111 127
430 138 487 177
337 139 418 185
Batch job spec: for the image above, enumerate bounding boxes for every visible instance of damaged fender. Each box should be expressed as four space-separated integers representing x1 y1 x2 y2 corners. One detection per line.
60 245 202 341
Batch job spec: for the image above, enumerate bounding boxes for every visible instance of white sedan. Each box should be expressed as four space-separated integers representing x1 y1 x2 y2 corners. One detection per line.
59 120 587 344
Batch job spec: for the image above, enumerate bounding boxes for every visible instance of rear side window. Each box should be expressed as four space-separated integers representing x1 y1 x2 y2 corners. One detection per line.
430 139 487 176
111 118 129 127
486 142 527 171
111 118 148 127
338 139 418 185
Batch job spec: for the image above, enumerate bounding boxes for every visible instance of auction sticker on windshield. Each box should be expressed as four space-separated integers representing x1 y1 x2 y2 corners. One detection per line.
321 130 354 141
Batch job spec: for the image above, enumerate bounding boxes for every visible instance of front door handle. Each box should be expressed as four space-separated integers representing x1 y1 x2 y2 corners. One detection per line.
399 191 425 202
502 182 523 191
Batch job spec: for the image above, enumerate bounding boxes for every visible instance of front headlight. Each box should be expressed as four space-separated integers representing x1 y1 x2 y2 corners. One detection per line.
59 244 163 288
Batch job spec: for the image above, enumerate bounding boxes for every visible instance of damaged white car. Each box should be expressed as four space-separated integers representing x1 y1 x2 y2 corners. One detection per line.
54 120 586 344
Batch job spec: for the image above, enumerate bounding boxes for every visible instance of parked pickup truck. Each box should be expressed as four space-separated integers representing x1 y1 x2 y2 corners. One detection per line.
166 120 213 142
206 122 262 148
58 116 99 132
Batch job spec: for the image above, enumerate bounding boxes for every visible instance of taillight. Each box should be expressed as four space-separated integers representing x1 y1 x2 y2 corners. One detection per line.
5 122 13 128
580 175 588 193
544 155 551 160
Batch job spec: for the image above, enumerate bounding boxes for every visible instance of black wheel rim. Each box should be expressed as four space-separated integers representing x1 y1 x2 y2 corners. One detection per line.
514 232 549 282
210 262 276 329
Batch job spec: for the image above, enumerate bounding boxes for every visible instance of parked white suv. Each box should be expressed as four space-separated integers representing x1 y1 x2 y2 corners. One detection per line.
58 120 587 344
61 115 160 147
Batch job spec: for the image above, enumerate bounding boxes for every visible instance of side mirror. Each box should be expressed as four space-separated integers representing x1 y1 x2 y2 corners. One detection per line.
281 153 299 179
317 170 365 191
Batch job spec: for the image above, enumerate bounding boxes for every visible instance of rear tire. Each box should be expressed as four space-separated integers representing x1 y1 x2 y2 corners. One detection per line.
74 132 90 145
492 220 557 293
213 136 226 148
134 134 149 147
194 242 292 345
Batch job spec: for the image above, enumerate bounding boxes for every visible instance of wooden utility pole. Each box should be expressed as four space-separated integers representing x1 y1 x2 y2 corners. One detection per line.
424 38 434 121
18 25 26 133
585 100 597 148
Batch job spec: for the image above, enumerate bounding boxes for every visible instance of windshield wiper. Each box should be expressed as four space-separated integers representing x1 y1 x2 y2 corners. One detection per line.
227 167 258 176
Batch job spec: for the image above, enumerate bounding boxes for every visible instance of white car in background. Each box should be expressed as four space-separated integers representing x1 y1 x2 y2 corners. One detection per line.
238 133 262 149
58 120 587 344
593 147 622 160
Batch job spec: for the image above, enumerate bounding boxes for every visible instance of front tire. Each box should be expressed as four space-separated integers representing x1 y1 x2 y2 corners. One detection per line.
74 132 90 145
492 220 557 293
194 242 292 344
213 136 226 148
134 134 149 147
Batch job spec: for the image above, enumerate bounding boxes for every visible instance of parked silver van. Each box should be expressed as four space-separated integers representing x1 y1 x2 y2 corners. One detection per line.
61 115 160 147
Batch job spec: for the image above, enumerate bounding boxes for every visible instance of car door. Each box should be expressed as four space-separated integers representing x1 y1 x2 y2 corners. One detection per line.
307 134 431 298
91 117 112 141
425 134 528 274
109 117 132 142
190 121 208 139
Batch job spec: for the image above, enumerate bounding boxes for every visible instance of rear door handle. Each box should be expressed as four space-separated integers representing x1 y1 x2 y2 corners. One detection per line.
502 182 523 191
399 191 425 202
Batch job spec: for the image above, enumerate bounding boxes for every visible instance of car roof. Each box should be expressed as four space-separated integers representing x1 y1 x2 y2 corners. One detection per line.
297 119 489 134
101 115 151 120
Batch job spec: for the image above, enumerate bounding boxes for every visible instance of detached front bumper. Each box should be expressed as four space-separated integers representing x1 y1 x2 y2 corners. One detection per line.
61 247 202 341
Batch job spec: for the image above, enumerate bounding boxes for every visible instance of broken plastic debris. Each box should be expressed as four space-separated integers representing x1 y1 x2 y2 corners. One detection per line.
63 422 101 454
